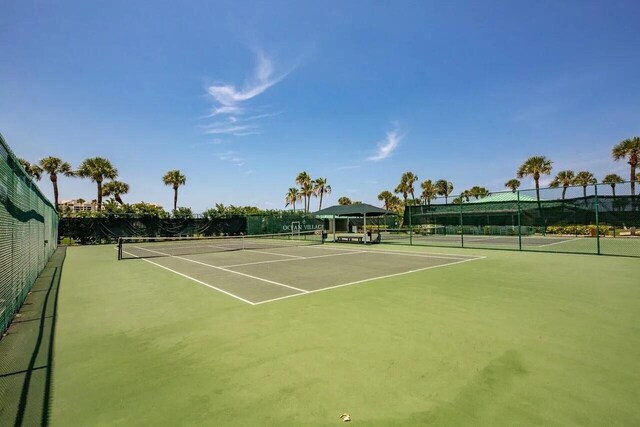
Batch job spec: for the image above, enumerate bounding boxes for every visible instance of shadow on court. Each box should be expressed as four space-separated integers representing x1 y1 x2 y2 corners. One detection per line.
0 247 65 427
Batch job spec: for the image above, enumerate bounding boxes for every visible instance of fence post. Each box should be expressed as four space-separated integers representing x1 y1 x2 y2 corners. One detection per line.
408 205 413 245
595 183 601 255
517 190 522 251
459 201 464 248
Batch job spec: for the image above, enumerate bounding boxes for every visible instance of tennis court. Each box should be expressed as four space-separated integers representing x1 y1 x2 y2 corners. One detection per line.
381 232 580 247
119 235 484 305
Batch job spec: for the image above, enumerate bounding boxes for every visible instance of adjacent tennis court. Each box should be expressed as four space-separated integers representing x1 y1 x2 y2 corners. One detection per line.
381 231 580 247
118 235 484 305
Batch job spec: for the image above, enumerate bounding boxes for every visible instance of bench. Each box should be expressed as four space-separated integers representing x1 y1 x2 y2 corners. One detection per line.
335 233 381 244
336 235 364 243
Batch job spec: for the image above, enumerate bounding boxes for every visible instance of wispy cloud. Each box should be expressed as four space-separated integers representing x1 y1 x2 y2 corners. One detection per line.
367 128 403 161
216 150 252 174
204 124 259 135
336 165 361 171
190 138 226 148
206 105 243 117
208 53 287 107
204 52 290 137
202 51 292 173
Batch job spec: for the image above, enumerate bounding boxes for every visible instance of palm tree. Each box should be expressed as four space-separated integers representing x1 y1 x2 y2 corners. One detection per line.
387 195 402 213
574 171 597 199
435 179 454 204
338 196 352 205
420 180 437 206
516 156 553 202
39 156 74 211
395 172 419 206
77 157 118 211
404 172 419 203
162 170 187 211
612 137 640 196
504 179 520 193
602 174 624 197
394 180 409 205
461 190 471 202
377 190 394 210
313 177 331 210
296 171 312 213
469 186 489 200
285 188 299 212
19 158 43 181
452 195 464 204
102 180 130 204
549 170 575 200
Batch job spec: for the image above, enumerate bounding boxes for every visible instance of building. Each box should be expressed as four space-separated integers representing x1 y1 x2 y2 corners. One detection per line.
59 199 99 212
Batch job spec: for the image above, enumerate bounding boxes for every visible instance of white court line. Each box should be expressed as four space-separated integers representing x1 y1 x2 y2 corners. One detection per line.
130 245 309 294
220 250 368 268
462 236 504 241
253 256 485 305
248 249 305 259
310 244 484 260
121 249 256 305
316 244 485 259
537 237 582 247
119 244 486 306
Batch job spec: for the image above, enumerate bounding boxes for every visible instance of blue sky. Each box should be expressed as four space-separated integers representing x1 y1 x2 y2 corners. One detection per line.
2 0 639 212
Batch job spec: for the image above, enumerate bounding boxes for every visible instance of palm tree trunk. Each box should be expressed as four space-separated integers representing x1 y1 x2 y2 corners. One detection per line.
319 192 324 211
293 201 296 213
51 176 59 211
115 194 124 204
173 186 178 211
97 181 103 211
583 186 587 199
561 186 567 200
631 165 636 196
611 184 616 198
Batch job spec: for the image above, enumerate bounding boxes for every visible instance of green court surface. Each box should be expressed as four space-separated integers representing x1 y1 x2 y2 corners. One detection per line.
1 243 640 426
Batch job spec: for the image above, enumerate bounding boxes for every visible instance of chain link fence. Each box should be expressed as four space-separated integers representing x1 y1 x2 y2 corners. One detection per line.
396 183 640 257
0 133 58 334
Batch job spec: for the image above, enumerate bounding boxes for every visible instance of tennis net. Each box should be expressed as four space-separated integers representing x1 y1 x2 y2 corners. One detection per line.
118 231 324 260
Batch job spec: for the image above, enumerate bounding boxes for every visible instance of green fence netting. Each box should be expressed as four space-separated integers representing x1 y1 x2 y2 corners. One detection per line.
399 184 640 257
246 213 323 235
0 133 58 334
59 216 246 244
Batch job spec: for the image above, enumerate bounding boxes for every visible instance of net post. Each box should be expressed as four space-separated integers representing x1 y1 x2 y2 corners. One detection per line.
117 237 122 260
594 183 601 255
517 190 522 251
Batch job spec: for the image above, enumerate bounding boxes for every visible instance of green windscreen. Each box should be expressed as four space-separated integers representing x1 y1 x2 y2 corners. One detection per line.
0 133 58 334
